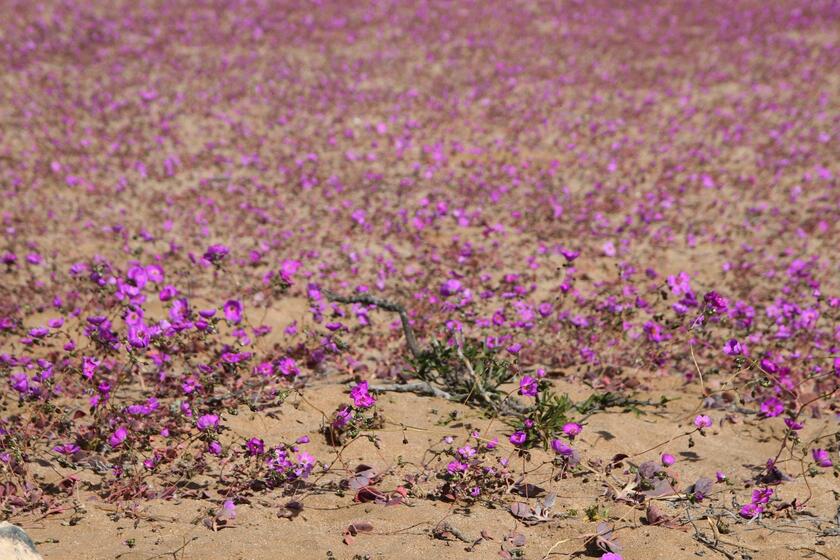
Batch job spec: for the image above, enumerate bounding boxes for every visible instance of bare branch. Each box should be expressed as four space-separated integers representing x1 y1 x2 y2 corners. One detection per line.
324 290 423 358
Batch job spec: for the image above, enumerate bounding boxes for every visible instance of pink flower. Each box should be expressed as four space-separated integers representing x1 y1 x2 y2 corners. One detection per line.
759 397 784 417
661 453 676 467
784 418 804 430
694 415 713 429
509 431 527 446
722 338 743 356
246 438 265 456
551 439 574 456
350 381 376 408
739 503 763 518
109 426 128 447
518 375 538 397
812 448 833 468
562 422 582 439
447 460 468 474
601 554 623 560
197 414 220 431
439 279 462 296
223 300 243 324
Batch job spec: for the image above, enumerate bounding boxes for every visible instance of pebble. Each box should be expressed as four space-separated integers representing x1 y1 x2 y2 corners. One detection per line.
0 522 44 560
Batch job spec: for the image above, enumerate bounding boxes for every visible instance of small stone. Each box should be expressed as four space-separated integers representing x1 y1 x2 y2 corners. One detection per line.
0 522 43 560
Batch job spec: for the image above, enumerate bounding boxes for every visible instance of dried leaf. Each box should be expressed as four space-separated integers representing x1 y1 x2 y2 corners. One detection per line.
542 492 557 510
509 502 532 519
347 521 374 535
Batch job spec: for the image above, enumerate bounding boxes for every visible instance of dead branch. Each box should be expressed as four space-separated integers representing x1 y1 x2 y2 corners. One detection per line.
324 290 423 359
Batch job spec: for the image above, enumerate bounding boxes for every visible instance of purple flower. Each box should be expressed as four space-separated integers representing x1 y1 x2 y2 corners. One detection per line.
560 249 579 263
751 487 773 505
759 397 784 417
332 406 352 429
159 285 178 302
439 278 462 296
722 338 743 356
704 291 729 314
109 426 128 447
295 452 316 478
518 375 538 397
145 264 165 283
715 471 727 482
509 431 527 446
277 357 300 377
783 418 804 431
350 381 376 408
661 453 676 467
447 460 468 474
28 327 49 338
221 499 236 519
551 439 574 456
208 441 222 455
562 422 582 439
694 415 713 429
9 372 28 393
739 503 763 518
203 244 229 263
53 443 80 455
223 300 243 324
246 437 265 456
197 414 220 431
812 448 833 468
601 554 623 560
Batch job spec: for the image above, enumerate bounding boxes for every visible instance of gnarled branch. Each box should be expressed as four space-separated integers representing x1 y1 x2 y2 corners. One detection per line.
323 290 423 359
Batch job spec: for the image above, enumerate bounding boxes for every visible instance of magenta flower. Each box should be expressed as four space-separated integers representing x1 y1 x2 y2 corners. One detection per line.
739 503 763 519
722 338 743 356
551 439 574 456
245 437 265 456
518 375 538 397
446 460 468 474
560 248 579 263
332 406 352 429
439 278 462 296
203 244 229 263
601 554 623 560
759 397 784 417
350 381 376 408
812 448 833 468
223 300 243 324
208 441 222 455
159 285 178 301
109 426 128 447
509 431 527 446
694 415 713 429
29 327 49 338
277 357 300 377
751 488 773 505
661 453 676 467
703 291 729 314
9 372 28 393
562 422 582 439
221 500 236 519
783 418 804 430
197 414 220 431
53 443 80 455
